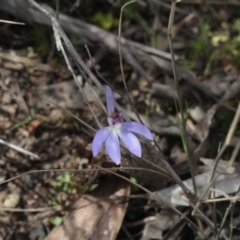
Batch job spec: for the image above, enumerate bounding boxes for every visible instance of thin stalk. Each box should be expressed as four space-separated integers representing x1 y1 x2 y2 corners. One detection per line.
167 0 197 194
118 0 193 200
210 102 240 181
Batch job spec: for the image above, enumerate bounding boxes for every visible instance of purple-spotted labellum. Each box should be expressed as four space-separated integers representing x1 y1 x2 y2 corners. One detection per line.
92 86 153 165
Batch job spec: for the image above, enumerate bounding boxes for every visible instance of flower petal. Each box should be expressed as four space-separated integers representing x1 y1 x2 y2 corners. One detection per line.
106 86 115 115
118 130 142 157
107 117 113 126
105 129 121 165
121 122 153 140
92 127 111 156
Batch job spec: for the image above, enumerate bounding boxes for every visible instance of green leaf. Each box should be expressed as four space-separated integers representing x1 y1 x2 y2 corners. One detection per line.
63 172 71 184
50 216 63 226
91 12 118 30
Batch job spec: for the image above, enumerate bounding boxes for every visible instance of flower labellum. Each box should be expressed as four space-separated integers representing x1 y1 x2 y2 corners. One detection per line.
92 86 153 165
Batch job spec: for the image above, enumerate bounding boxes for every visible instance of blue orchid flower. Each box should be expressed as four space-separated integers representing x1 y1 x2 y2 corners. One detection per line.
92 86 153 165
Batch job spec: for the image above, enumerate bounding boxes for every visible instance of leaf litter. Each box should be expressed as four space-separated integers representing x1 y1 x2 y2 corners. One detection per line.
0 1 240 240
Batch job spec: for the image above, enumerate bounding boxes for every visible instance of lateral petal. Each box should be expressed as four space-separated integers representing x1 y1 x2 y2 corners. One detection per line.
121 122 153 140
105 129 121 165
118 130 142 158
106 86 115 115
92 127 111 156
